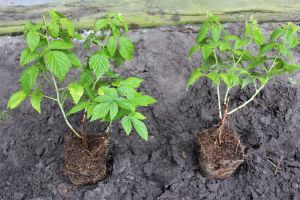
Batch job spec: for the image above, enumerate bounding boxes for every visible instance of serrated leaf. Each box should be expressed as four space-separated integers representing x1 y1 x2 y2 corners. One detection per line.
132 118 148 141
30 87 43 113
284 63 300 73
49 40 74 49
212 25 221 42
187 69 203 89
47 22 59 38
188 45 199 58
201 45 212 60
66 52 82 67
95 19 107 31
27 31 40 51
278 43 289 56
270 28 284 41
119 36 134 60
121 116 132 135
91 102 110 121
44 51 71 81
7 90 27 109
89 52 109 78
59 18 75 37
130 112 146 120
20 48 38 66
119 77 143 88
241 77 253 89
259 42 276 56
68 82 84 104
196 23 209 43
67 101 90 115
107 36 118 56
132 94 156 106
253 28 265 46
20 65 39 95
207 72 220 85
117 98 135 111
110 102 118 120
80 69 94 87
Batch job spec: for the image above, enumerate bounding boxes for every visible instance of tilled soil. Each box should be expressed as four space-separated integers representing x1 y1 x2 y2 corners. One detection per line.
0 24 300 200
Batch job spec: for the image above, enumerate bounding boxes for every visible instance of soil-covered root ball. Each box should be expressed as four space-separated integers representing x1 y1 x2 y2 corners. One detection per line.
64 134 108 185
197 126 245 179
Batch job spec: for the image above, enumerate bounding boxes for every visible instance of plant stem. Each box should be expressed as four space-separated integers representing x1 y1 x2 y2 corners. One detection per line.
51 73 82 138
105 122 112 134
228 58 277 115
223 87 231 105
43 95 57 101
217 84 222 119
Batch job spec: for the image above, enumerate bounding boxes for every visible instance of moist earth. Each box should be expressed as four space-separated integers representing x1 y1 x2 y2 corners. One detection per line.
0 23 300 200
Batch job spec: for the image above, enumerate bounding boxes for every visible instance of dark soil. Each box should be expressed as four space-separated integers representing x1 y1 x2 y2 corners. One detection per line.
197 126 245 179
0 23 300 200
64 134 108 185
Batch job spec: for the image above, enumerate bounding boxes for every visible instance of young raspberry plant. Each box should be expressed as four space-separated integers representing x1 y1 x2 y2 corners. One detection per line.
187 14 300 141
7 11 156 141
67 13 156 140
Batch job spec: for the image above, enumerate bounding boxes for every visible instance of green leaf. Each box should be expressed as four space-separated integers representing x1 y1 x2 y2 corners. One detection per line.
20 48 38 66
87 104 96 119
47 22 59 38
196 23 209 43
201 45 212 60
259 42 276 56
27 31 40 51
241 77 253 89
44 51 71 81
80 69 94 87
91 102 111 121
89 52 109 78
211 25 221 42
132 118 148 141
121 116 132 135
95 19 107 31
284 63 300 73
252 28 265 46
187 69 203 89
66 52 82 67
117 98 135 111
49 10 64 21
119 36 134 60
132 94 156 106
59 18 75 37
67 101 90 115
278 43 289 56
207 72 220 85
109 102 118 120
19 65 39 95
270 28 284 41
188 45 199 58
49 40 74 49
7 90 27 109
235 39 248 49
68 82 84 104
107 36 118 56
30 87 43 113
130 112 146 120
119 77 143 88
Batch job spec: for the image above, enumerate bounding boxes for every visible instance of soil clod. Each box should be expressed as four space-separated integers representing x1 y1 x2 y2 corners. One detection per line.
64 133 108 185
197 126 245 179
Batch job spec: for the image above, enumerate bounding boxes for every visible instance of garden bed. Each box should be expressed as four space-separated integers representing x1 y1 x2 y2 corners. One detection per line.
0 23 300 200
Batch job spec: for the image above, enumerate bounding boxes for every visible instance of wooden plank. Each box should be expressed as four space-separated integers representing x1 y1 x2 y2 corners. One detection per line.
1 0 300 35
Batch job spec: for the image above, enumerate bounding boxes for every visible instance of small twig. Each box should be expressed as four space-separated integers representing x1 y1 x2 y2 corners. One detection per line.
235 139 241 153
275 156 284 175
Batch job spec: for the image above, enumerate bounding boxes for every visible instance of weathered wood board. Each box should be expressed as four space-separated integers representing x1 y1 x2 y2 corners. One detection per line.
1 0 300 35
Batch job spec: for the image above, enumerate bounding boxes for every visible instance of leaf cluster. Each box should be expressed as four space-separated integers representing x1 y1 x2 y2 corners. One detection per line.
7 11 156 140
187 14 300 116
